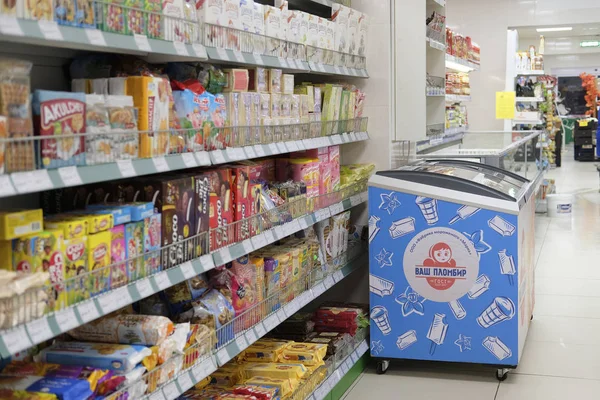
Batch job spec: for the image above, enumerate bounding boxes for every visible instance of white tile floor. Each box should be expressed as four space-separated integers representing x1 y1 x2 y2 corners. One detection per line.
344 148 600 399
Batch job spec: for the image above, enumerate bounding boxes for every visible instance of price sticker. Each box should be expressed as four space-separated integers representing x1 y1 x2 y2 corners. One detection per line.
236 335 249 351
286 141 299 152
264 229 275 244
349 132 357 141
299 218 308 230
2 326 32 354
334 66 342 75
58 166 83 186
211 150 226 164
97 292 120 314
342 66 350 75
173 41 189 56
117 160 136 177
241 239 254 255
293 59 303 69
76 301 100 323
358 341 369 354
331 135 342 145
245 329 258 344
308 61 317 70
115 286 133 308
218 246 232 264
0 175 16 197
244 146 256 159
251 233 267 250
217 347 232 365
199 254 215 272
86 29 107 46
263 313 280 331
274 225 285 239
153 156 169 172
330 202 344 215
55 308 79 332
162 381 180 399
324 275 335 289
153 271 171 290
192 358 214 381
318 63 327 73
276 142 287 154
342 132 350 143
148 391 166 400
177 373 193 392
134 34 151 51
196 151 211 165
333 270 345 283
38 20 63 41
26 318 54 344
350 194 361 207
296 140 306 150
340 360 350 375
233 50 245 63
180 261 195 279
181 152 198 168
312 283 326 298
216 47 229 60
268 143 279 154
276 308 287 321
360 191 369 202
254 145 266 157
0 15 23 36
136 279 154 298
253 53 264 65
13 170 53 193
192 43 208 58
350 351 359 363
278 57 289 68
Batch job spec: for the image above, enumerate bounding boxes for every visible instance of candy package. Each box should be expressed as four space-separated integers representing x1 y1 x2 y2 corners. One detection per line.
0 375 92 400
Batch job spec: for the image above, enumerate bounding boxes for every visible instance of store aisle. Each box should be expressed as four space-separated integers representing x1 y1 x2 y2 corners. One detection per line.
344 150 600 400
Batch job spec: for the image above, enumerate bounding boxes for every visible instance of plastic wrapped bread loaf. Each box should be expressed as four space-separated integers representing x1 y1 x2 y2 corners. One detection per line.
68 314 174 346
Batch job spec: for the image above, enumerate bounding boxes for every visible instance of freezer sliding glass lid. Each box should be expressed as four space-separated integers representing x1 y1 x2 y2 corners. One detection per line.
378 160 529 201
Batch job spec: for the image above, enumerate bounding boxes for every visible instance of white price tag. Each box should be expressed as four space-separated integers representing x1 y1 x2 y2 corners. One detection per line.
350 351 359 363
12 170 53 193
253 53 264 64
233 50 245 63
334 66 342 75
254 322 266 337
76 301 100 323
117 159 136 177
181 152 198 168
264 313 280 331
177 373 193 392
211 150 226 164
350 194 361 207
324 275 335 289
349 132 357 141
236 335 249 351
302 139 314 149
225 147 243 161
173 41 189 56
0 15 23 36
294 59 303 69
245 329 258 344
153 271 171 290
312 283 326 298
180 261 195 279
199 254 215 272
153 156 169 172
358 341 369 354
342 66 350 75
114 286 133 308
342 133 350 143
340 360 350 375
148 391 166 400
276 308 287 321
136 279 154 298
318 64 327 73
285 141 299 152
274 225 285 239
85 29 107 46
333 270 345 283
268 143 279 154
254 145 266 157
264 229 275 244
291 219 301 233
296 140 305 150
360 191 368 202
216 47 229 60
134 34 152 51
0 175 16 197
192 357 216 381
276 142 287 154
344 359 353 372
330 202 344 214
278 57 289 68
331 135 342 145
218 246 232 264
98 292 120 314
308 61 317 70
196 151 211 165
2 326 31 354
58 166 83 186
299 218 308 230
38 20 63 41
244 146 256 159
55 308 79 332
251 233 267 250
217 347 232 365
26 318 54 344
162 381 180 399
241 239 254 255
192 43 208 58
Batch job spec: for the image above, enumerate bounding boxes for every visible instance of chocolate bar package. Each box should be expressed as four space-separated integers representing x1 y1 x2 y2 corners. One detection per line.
194 172 211 256
207 168 234 251
231 165 252 242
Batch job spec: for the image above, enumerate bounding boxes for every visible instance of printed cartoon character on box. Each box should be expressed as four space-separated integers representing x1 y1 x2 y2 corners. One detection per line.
55 0 76 25
64 238 88 305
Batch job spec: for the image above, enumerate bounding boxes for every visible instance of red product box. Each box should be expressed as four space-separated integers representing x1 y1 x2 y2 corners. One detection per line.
231 165 252 242
208 168 234 251
239 160 264 181
446 28 453 55
194 172 211 255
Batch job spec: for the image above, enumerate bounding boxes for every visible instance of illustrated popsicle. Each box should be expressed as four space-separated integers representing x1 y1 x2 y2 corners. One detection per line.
426 313 448 355
482 336 512 361
488 216 516 237
369 215 381 243
468 274 491 299
498 249 516 285
370 274 395 297
415 196 439 225
477 297 515 328
396 330 418 350
389 217 416 239
371 306 392 335
448 299 466 320
449 205 481 225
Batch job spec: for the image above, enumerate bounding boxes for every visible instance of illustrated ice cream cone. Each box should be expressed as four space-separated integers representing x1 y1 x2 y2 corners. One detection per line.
477 297 515 328
416 197 439 225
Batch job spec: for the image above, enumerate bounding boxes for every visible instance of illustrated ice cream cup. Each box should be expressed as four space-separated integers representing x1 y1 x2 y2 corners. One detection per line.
416 196 439 225
371 306 392 335
477 297 515 328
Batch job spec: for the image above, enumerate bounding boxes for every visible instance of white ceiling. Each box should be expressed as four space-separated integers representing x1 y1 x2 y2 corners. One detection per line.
516 23 600 39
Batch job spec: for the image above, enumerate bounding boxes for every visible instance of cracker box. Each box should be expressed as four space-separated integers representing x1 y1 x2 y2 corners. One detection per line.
231 165 252 242
347 7 359 55
357 12 368 57
110 224 127 288
125 0 145 35
0 209 43 241
63 236 88 305
307 13 318 48
194 173 211 256
144 213 162 276
88 231 111 296
223 0 242 51
198 0 224 47
32 90 86 168
125 221 144 282
25 0 53 21
145 0 163 39
264 5 282 56
207 168 234 251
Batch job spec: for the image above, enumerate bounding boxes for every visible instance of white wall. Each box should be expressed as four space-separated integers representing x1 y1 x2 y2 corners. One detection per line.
447 0 600 131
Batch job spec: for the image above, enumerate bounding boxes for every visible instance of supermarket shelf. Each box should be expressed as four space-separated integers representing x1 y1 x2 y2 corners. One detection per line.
425 37 446 51
307 61 369 78
516 70 545 76
0 16 208 62
0 131 369 198
513 119 544 125
426 93 446 97
446 94 471 102
141 253 368 400
416 132 464 154
445 126 468 135
427 0 446 6
516 97 545 103
445 54 479 72
206 46 309 72
309 339 370 400
0 189 368 359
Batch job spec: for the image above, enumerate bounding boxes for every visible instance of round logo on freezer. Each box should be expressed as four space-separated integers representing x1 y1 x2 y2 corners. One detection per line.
403 227 479 302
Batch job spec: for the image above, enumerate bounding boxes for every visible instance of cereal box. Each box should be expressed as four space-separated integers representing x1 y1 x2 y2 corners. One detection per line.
194 173 211 255
75 0 94 27
24 0 53 20
145 0 163 39
207 168 233 251
88 231 111 296
0 209 43 240
55 0 76 25
99 0 126 34
143 213 161 276
32 90 86 168
110 225 127 288
125 221 144 282
231 165 252 242
64 236 88 305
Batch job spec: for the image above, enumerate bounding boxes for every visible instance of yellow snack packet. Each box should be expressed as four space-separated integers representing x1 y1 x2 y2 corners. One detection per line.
242 363 307 380
243 340 290 362
280 343 328 365
243 376 296 397
142 346 159 371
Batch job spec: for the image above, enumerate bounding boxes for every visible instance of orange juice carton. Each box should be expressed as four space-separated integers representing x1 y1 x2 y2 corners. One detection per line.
0 209 43 241
64 235 88 305
88 231 111 296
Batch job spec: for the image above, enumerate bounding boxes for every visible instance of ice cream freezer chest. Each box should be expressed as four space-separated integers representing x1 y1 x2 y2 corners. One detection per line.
368 160 536 378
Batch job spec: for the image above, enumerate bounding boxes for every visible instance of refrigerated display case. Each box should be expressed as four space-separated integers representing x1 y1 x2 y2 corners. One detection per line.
368 159 537 381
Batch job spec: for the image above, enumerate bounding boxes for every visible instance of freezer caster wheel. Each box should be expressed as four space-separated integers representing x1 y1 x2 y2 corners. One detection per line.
376 360 390 375
530 314 534 321
496 369 509 382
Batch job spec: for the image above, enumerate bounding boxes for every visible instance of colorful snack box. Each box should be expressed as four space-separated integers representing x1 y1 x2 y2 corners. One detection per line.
194 173 211 256
32 90 86 168
172 89 213 152
128 202 154 221
207 168 233 251
88 231 111 296
54 0 76 25
86 205 132 226
164 273 209 315
100 0 126 34
63 235 88 305
145 0 163 39
25 0 53 20
110 225 127 288
143 213 162 276
0 209 43 240
124 221 143 282
75 0 94 27
231 165 252 242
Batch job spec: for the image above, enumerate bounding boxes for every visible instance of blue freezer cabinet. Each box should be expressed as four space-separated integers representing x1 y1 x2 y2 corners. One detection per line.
368 160 536 380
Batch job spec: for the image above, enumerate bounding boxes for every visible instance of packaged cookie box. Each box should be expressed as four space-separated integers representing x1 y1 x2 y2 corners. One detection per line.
32 90 87 169
63 235 88 305
124 220 144 282
206 168 234 251
85 204 132 225
0 209 43 241
55 0 94 27
143 212 162 276
24 0 52 20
